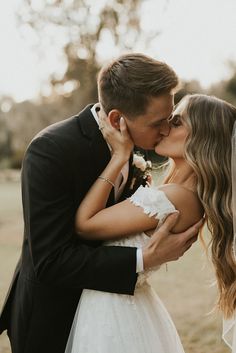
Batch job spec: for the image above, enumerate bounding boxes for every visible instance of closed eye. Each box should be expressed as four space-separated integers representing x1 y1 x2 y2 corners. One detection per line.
168 114 182 127
150 119 167 127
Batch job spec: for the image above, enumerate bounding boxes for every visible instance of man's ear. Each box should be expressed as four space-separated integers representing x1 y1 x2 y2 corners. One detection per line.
107 109 122 130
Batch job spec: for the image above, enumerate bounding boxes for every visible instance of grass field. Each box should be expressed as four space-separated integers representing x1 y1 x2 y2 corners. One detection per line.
0 177 230 353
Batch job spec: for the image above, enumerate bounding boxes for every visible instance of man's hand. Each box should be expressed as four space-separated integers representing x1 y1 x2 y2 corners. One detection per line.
143 213 204 270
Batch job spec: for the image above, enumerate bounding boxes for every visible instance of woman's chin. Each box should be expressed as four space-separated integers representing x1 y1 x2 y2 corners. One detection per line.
154 147 167 157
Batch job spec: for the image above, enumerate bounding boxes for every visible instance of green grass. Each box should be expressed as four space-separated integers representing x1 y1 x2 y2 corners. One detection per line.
0 179 230 353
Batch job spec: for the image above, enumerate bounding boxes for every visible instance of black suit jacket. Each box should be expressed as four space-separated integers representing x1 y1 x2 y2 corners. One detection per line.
0 105 138 353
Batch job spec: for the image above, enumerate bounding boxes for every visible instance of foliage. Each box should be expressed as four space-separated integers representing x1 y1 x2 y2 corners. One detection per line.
174 80 205 104
18 0 157 105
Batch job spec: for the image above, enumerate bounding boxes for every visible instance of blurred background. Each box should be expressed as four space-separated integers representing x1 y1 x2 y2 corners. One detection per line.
0 0 235 352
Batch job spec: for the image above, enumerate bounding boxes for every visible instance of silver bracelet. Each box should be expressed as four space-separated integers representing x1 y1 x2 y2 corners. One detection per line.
98 176 115 188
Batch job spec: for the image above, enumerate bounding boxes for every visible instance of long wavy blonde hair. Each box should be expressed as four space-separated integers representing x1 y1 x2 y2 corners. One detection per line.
174 94 236 318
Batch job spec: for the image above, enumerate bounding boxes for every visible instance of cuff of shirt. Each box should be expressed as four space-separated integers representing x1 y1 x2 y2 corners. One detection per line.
136 248 144 273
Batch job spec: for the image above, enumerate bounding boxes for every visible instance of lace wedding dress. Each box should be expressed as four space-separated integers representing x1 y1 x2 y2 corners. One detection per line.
65 186 185 353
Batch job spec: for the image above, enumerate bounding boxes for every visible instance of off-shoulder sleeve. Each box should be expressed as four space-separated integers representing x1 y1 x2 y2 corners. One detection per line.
129 185 177 223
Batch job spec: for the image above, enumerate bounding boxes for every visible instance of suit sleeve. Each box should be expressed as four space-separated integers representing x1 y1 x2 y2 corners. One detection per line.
21 135 137 294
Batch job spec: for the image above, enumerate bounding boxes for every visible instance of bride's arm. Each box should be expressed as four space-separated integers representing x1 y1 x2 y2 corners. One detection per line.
76 182 202 240
75 117 203 241
75 117 159 240
76 196 159 240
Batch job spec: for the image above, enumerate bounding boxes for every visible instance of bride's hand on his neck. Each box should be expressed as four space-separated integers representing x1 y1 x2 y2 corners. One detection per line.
100 114 134 163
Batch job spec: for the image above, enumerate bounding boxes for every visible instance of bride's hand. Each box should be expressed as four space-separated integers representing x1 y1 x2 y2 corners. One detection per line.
99 115 134 162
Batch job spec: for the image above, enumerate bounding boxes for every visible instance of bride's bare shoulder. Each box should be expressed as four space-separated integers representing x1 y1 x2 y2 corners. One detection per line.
158 183 204 232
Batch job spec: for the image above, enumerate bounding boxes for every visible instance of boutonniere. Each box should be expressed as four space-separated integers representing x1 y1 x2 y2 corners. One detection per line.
130 153 152 191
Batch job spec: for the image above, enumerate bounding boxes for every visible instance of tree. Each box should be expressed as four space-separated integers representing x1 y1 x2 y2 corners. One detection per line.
18 0 159 107
208 62 236 106
174 80 204 104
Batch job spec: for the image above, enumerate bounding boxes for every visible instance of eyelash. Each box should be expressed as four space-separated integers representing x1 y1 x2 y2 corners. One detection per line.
169 117 181 128
171 121 181 128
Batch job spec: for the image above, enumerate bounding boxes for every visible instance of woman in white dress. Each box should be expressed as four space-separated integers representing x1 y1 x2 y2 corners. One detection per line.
65 94 236 353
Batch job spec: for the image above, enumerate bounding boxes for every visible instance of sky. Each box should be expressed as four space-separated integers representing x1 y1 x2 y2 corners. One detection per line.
0 0 236 102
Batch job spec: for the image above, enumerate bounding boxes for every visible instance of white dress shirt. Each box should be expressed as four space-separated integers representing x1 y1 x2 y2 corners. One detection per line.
91 104 144 273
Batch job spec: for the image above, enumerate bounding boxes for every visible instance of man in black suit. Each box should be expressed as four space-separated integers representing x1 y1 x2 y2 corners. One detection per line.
0 53 202 353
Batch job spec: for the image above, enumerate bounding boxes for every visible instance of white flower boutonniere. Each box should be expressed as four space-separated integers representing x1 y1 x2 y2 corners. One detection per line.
130 153 152 191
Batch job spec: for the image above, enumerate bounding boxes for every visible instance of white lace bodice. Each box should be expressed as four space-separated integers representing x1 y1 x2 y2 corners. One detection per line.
105 185 176 249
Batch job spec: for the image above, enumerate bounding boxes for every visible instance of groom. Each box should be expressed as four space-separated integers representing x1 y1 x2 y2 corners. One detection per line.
0 53 202 353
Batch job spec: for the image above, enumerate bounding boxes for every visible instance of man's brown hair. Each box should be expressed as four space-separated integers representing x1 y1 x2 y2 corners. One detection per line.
97 53 179 118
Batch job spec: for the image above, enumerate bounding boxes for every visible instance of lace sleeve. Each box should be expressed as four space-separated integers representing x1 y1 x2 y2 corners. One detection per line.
129 185 177 224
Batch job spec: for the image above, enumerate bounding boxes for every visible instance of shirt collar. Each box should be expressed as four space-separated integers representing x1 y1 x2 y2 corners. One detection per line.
91 103 113 152
90 103 101 126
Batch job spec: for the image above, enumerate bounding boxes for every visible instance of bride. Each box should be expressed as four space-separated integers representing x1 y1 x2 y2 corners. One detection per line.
65 94 236 353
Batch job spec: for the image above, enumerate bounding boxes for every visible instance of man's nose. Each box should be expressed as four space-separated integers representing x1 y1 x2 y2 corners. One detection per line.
160 120 170 136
